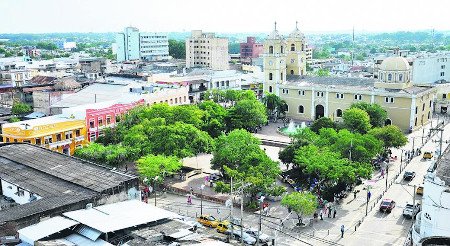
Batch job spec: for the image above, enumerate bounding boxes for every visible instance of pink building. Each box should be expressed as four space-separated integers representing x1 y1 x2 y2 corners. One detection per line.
240 37 263 60
86 99 145 142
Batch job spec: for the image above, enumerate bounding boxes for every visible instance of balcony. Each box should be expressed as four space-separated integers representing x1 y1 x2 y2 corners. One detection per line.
48 139 72 148
75 136 85 142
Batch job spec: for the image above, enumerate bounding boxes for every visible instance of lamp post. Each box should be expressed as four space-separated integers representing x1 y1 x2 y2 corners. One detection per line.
153 176 159 206
257 196 265 246
200 184 205 215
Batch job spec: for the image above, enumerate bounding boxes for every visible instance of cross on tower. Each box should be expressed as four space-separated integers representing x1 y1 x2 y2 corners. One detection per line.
274 21 277 31
296 21 298 30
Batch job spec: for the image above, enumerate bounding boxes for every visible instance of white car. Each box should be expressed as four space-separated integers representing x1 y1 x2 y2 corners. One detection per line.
402 203 420 219
245 228 271 243
231 230 256 245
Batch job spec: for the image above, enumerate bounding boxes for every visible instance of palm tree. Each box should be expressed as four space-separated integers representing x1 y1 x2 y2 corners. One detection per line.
262 93 282 122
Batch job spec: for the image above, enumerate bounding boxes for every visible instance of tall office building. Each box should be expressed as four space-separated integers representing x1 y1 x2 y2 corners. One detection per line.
116 27 169 62
185 30 229 70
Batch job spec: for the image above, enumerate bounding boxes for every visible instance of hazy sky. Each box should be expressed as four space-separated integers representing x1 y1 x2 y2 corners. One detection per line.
0 0 449 34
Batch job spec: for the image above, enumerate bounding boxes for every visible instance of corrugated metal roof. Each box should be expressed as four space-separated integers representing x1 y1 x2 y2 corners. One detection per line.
18 216 79 244
63 200 180 233
65 234 113 246
75 225 102 241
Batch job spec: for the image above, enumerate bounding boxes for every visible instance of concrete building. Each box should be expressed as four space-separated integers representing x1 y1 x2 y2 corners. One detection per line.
262 25 435 132
186 30 229 70
240 37 263 63
0 143 138 235
116 27 169 62
412 53 450 84
412 147 450 245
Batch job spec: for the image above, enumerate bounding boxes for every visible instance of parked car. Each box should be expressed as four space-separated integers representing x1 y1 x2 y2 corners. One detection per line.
403 203 420 219
245 228 271 243
216 221 231 234
416 185 424 195
380 199 396 213
230 230 256 245
403 171 416 181
423 152 433 160
197 215 219 228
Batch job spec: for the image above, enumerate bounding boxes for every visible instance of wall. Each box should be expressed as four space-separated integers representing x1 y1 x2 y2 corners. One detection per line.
413 55 450 84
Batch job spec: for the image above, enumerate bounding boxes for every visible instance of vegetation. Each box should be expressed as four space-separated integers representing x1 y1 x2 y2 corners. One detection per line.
11 102 32 115
368 125 407 150
310 117 335 133
351 102 387 128
74 143 130 167
281 192 318 225
168 39 186 59
226 99 267 132
343 108 371 134
137 154 182 181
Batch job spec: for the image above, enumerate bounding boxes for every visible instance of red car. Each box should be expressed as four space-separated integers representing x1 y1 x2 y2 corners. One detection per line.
380 199 396 213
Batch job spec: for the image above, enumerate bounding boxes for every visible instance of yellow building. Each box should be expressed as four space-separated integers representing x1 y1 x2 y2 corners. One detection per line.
262 25 435 132
2 115 87 155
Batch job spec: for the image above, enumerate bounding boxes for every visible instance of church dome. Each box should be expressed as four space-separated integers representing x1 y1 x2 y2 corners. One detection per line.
289 28 305 39
380 56 410 71
267 29 281 40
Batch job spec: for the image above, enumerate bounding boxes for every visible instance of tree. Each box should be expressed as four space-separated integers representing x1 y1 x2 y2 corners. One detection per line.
198 100 228 137
351 102 387 128
281 192 317 225
137 154 182 181
226 99 267 131
261 93 281 116
74 143 130 166
368 125 407 150
315 68 330 77
278 139 308 169
343 108 371 134
310 117 335 133
11 102 32 115
168 39 186 59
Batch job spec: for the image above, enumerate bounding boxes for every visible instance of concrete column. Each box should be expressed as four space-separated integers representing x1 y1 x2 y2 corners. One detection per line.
325 87 329 117
410 95 417 129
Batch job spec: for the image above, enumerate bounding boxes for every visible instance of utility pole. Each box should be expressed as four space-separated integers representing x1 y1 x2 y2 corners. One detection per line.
257 196 265 246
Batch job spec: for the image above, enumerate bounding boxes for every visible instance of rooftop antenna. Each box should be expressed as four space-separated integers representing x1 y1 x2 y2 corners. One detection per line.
274 21 277 31
295 20 298 30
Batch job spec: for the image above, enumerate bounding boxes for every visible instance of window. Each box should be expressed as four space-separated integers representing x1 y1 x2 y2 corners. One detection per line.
399 74 403 81
98 117 103 126
65 131 72 140
336 109 343 117
35 138 41 145
443 94 447 99
23 140 31 144
281 73 283 80
442 65 446 69
298 90 305 96
280 46 284 54
422 103 425 111
354 94 362 100
269 86 272 93
415 106 418 114
298 105 304 114
269 46 274 54
415 117 417 126
336 93 344 99
428 111 431 119
106 116 111 125
281 89 289 94
269 73 273 80
385 97 394 103
388 73 392 81
290 58 295 64
89 133 96 142
5 137 9 143
441 72 445 77
115 114 121 123
56 133 62 142
221 81 224 87
89 120 94 128
317 91 324 97
75 129 81 137
216 82 219 87
430 100 432 107
44 136 53 144
290 70 294 75
291 44 295 51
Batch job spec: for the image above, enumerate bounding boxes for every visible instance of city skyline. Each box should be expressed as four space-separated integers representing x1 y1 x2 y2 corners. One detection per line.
1 0 450 34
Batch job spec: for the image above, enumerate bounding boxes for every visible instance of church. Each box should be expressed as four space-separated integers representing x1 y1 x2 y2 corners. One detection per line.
262 24 435 132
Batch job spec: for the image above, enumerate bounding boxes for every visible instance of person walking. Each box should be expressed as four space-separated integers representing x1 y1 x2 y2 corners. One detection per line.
187 195 192 205
341 225 345 238
333 209 337 218
328 206 331 218
319 210 323 220
353 190 357 200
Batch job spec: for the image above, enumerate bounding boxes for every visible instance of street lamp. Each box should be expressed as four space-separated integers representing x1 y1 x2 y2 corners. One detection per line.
200 184 205 215
257 196 265 246
153 176 159 206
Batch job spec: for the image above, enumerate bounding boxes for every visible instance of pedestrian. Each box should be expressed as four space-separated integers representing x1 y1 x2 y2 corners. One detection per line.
314 212 318 221
190 186 194 195
187 195 192 205
333 209 337 218
353 190 357 200
319 210 323 220
328 206 331 218
341 225 345 238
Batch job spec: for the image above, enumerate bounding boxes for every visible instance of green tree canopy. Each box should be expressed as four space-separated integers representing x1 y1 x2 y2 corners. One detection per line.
281 192 318 225
226 99 267 131
198 100 228 137
310 117 335 133
137 154 182 181
368 125 407 149
74 143 130 166
351 102 387 128
11 102 32 115
343 108 371 134
168 39 186 59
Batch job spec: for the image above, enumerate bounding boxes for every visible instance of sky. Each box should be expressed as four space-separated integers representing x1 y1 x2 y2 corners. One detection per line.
0 0 449 34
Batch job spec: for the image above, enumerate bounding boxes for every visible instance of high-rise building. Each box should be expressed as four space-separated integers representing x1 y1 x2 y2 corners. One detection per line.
185 30 229 70
240 37 263 59
116 27 169 62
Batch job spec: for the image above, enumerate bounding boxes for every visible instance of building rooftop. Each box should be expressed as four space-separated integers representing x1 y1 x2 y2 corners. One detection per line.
3 114 82 130
435 148 450 185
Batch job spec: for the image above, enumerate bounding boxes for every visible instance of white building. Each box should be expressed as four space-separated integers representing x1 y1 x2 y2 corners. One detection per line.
116 27 169 62
412 152 450 245
185 30 229 71
412 53 450 84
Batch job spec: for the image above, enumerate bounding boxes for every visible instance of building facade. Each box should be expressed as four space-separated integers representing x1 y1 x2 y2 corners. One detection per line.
185 30 229 70
116 27 169 62
262 25 435 132
240 37 263 60
1 115 87 155
412 53 450 84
